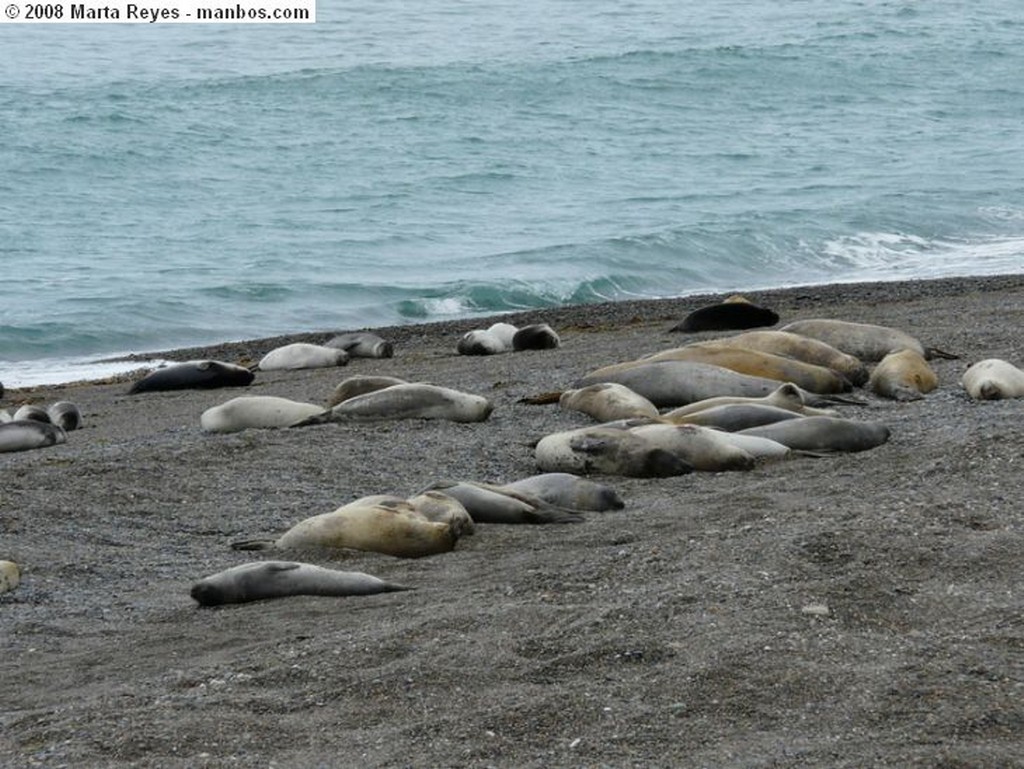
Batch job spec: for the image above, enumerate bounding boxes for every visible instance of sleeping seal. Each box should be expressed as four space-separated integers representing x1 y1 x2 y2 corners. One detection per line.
961 359 1024 400
512 323 561 351
670 295 779 332
0 421 66 453
310 383 493 423
258 343 349 371
559 383 660 422
499 473 625 511
46 401 83 431
421 481 585 524
535 425 693 478
190 561 412 606
200 396 326 433
12 405 50 423
324 331 394 359
739 416 890 453
326 375 410 408
232 498 465 558
128 361 255 394
868 349 938 401
780 318 938 361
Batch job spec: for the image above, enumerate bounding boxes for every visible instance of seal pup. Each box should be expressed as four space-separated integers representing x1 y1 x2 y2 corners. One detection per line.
575 360 848 408
128 360 255 394
780 318 954 361
305 383 493 423
190 561 412 606
535 425 693 478
0 560 19 594
739 416 890 453
326 375 409 408
46 401 82 431
961 359 1024 400
694 330 869 386
559 383 659 422
12 405 50 423
421 481 585 524
324 331 394 359
200 396 326 433
512 323 561 351
663 383 837 420
232 498 464 558
257 343 349 371
0 421 66 453
457 329 508 356
869 349 938 401
499 473 625 511
670 295 779 332
0 409 11 424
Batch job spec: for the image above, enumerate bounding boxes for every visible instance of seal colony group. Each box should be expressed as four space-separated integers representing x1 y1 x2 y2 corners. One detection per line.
3 302 1021 606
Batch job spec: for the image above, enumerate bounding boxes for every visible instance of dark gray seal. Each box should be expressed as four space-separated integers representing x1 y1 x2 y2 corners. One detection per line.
128 361 255 394
500 473 625 511
512 323 561 351
47 401 82 431
671 295 779 332
190 561 412 606
738 416 890 453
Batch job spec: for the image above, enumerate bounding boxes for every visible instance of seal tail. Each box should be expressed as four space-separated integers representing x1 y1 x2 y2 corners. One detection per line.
230 538 277 551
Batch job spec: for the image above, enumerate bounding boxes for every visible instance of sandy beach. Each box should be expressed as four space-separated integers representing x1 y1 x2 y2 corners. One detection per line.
2 274 1023 768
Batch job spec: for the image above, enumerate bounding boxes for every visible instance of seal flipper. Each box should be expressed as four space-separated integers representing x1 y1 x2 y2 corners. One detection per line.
925 346 958 360
230 539 277 551
289 410 333 428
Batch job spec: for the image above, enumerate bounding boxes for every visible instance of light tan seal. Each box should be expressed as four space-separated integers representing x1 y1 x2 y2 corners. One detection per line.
326 375 409 408
779 318 954 361
868 349 938 401
624 422 756 472
0 560 20 594
695 330 869 386
961 359 1024 400
200 396 325 433
559 383 659 422
190 561 412 606
231 496 467 558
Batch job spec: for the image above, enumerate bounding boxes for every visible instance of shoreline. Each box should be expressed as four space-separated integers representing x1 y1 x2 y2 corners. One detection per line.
3 271 1024 766
6 271 1024 394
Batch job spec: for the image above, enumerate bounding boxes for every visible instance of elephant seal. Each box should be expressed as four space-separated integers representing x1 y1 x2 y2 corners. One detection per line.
575 360 846 409
780 318 952 361
307 383 493 423
869 349 938 401
705 431 791 461
499 473 625 512
258 343 349 371
512 323 561 351
0 421 66 453
13 404 50 423
663 383 837 420
739 416 890 453
696 330 869 386
559 383 659 422
46 401 82 431
629 346 852 394
200 396 326 433
961 359 1024 400
535 425 693 478
458 329 508 356
326 375 409 408
670 295 779 332
190 561 412 606
624 422 756 471
128 360 255 394
422 481 585 524
0 409 11 423
324 331 394 359
664 403 805 431
0 560 19 594
232 498 464 558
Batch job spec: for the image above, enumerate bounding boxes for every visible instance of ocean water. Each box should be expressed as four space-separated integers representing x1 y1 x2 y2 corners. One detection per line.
2 1 1023 386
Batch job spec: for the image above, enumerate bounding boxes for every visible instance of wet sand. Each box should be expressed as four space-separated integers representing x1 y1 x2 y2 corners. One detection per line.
2 274 1024 768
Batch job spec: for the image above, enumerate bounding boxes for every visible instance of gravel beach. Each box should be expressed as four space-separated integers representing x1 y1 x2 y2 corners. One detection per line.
2 274 1023 768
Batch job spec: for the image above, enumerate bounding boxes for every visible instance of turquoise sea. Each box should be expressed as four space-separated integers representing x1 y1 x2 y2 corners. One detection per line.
2 1 1023 386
